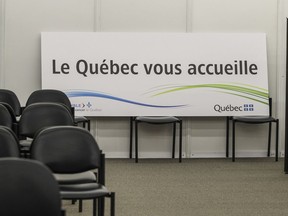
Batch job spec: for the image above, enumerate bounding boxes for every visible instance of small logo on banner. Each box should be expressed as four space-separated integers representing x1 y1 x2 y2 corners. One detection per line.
72 103 85 108
243 104 254 111
213 103 255 113
87 102 92 108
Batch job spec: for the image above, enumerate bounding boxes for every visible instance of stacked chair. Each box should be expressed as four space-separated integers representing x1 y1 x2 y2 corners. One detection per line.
31 126 115 216
18 102 75 157
26 89 90 130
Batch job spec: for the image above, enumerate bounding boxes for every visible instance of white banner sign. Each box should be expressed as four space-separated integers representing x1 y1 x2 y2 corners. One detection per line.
41 32 269 116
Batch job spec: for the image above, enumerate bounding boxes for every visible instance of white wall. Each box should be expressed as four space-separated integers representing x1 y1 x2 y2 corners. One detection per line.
0 0 4 87
0 0 286 159
3 0 95 103
278 0 288 159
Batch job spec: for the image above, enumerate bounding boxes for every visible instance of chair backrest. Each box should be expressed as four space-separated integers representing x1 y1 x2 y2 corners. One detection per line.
0 158 62 216
19 102 75 138
0 126 20 157
0 89 22 116
26 89 73 115
0 103 14 129
0 102 17 122
31 126 101 174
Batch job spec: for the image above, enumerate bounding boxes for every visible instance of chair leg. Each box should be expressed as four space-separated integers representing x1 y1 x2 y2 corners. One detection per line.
135 121 139 163
87 119 91 131
93 199 97 216
110 192 115 216
61 209 66 216
98 198 105 216
129 117 133 159
232 120 236 162
78 120 90 131
172 122 176 159
226 117 230 158
79 199 83 212
179 120 183 163
267 122 272 157
275 120 279 161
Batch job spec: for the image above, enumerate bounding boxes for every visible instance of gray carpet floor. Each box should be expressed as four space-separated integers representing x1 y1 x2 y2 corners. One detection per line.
63 158 288 216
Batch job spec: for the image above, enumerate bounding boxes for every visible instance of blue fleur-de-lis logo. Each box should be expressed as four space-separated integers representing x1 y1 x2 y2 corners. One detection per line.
87 102 92 108
243 104 254 111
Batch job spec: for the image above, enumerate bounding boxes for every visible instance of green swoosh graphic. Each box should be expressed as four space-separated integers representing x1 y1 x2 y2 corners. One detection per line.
150 83 269 104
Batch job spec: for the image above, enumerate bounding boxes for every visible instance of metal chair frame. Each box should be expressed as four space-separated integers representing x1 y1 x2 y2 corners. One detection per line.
130 116 183 163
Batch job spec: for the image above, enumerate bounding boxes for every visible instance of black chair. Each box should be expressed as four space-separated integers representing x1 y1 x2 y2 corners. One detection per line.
130 116 183 163
18 102 75 156
0 158 65 216
0 103 14 130
0 126 20 157
0 89 22 117
21 101 93 211
226 98 279 162
26 89 90 130
0 102 18 134
31 126 115 216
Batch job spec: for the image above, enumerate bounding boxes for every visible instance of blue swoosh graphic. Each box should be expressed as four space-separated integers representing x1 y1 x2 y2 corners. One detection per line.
65 90 187 108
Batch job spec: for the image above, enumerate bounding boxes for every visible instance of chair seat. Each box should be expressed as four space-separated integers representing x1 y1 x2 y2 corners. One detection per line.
74 116 89 122
60 183 110 199
233 116 276 123
54 171 97 184
74 116 90 131
136 116 180 124
19 139 32 147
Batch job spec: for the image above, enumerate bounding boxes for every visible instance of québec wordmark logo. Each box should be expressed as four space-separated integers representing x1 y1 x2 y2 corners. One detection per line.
214 103 254 113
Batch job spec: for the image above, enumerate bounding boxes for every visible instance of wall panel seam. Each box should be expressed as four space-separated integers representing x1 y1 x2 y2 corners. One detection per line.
186 0 193 32
94 0 101 32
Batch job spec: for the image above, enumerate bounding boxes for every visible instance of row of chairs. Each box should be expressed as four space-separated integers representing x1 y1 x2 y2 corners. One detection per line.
0 125 115 216
130 98 279 162
0 102 75 156
0 89 91 130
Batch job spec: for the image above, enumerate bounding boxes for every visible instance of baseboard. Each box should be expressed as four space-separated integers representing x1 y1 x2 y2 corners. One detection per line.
104 150 283 159
105 152 178 159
